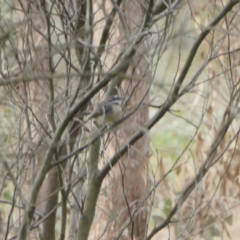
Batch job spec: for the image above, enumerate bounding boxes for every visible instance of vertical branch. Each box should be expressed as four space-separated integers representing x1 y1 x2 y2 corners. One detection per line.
69 0 94 237
14 0 53 239
76 135 102 240
43 0 56 133
103 1 151 239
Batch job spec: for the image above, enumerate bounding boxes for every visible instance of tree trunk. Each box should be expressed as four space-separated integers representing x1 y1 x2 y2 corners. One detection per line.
15 1 55 238
95 1 150 239
15 1 86 239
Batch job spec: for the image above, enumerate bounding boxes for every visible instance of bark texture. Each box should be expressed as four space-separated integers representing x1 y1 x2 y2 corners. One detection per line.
15 1 55 238
94 1 150 239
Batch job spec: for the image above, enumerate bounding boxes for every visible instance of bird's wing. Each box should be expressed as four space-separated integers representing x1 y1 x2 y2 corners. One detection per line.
88 102 111 119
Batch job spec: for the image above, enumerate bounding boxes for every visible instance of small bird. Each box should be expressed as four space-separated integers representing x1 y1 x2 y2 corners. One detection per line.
87 95 122 126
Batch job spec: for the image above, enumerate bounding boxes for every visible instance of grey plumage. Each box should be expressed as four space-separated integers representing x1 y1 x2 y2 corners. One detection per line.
87 95 122 126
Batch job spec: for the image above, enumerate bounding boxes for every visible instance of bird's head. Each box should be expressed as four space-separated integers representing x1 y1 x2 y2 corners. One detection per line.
107 95 122 106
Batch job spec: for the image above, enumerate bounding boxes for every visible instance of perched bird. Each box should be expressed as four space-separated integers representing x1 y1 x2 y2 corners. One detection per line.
87 95 122 126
